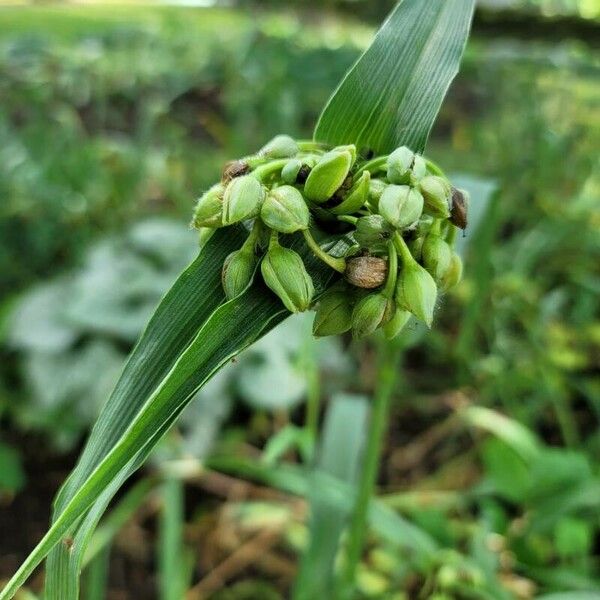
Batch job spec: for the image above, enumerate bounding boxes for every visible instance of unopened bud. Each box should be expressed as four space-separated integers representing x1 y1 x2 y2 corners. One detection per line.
259 134 299 159
351 292 388 338
222 247 256 299
387 146 415 184
261 244 314 312
331 171 370 215
304 149 353 203
411 155 427 182
368 178 387 210
379 185 424 230
383 309 411 339
419 176 451 219
260 185 309 233
422 233 452 281
192 183 224 228
354 215 393 251
396 259 437 327
222 175 265 226
440 253 463 292
449 187 469 230
281 159 303 184
345 256 387 289
312 291 353 337
331 144 357 166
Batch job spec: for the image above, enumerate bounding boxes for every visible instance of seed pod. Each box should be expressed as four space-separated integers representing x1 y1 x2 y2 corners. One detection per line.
261 244 314 312
304 149 353 204
331 144 357 166
419 176 451 219
281 159 303 184
312 291 353 337
387 146 415 184
222 175 265 226
449 187 469 230
260 185 309 233
351 292 388 338
395 260 437 327
191 183 224 228
331 171 370 215
345 256 387 289
259 134 299 159
440 252 463 292
368 178 387 210
222 247 257 299
408 236 425 262
354 215 393 252
422 233 452 281
379 185 424 230
222 160 250 183
383 309 411 340
411 155 427 182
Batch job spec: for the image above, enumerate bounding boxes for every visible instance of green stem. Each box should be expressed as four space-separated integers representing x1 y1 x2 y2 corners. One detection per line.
425 158 448 179
340 339 403 595
392 231 415 266
268 229 279 250
241 219 263 252
355 155 388 177
298 140 329 153
382 241 398 299
302 229 346 273
337 215 358 225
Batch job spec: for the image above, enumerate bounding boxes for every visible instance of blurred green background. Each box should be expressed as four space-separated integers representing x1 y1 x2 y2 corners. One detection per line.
0 2 598 599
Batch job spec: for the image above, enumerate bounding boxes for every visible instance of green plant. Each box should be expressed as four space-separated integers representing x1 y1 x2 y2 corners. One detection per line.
0 1 476 598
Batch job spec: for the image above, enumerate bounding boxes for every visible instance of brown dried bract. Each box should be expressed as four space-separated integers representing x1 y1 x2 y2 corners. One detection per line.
222 160 250 183
450 187 468 229
345 256 387 289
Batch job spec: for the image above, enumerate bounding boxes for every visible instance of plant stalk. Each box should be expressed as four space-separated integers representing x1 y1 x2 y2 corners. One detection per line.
339 338 403 596
302 229 346 273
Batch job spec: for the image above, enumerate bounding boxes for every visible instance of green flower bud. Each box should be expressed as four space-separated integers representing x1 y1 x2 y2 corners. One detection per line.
281 159 303 184
383 309 411 340
331 144 357 166
191 183 224 228
368 178 387 210
261 243 314 312
387 146 415 184
222 175 265 226
312 291 353 337
395 259 437 327
411 155 427 182
408 236 424 262
354 215 393 251
379 185 424 230
222 247 257 299
422 233 452 281
304 149 353 204
345 256 387 289
260 185 309 233
351 292 388 338
419 176 452 219
440 253 463 292
259 134 299 159
331 171 370 215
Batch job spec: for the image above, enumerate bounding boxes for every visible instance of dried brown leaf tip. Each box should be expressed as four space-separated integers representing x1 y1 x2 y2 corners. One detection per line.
222 160 250 183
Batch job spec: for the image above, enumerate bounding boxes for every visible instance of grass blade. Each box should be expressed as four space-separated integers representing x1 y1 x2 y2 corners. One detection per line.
314 0 475 154
293 394 368 600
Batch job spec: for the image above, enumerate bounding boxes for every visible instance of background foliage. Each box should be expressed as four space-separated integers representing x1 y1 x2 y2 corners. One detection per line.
0 3 598 599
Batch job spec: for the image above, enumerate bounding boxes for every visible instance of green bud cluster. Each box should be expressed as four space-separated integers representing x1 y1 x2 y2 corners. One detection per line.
191 136 467 336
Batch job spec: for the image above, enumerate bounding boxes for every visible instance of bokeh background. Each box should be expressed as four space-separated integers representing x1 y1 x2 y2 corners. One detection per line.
0 1 598 598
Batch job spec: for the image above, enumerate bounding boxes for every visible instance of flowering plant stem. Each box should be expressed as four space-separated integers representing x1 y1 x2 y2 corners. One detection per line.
339 338 403 595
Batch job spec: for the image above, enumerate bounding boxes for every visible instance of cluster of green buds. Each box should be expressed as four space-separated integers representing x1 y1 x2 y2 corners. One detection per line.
192 135 468 338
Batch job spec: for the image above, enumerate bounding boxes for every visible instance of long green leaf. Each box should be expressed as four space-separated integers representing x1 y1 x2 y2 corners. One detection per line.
293 394 368 600
314 0 475 154
0 230 348 600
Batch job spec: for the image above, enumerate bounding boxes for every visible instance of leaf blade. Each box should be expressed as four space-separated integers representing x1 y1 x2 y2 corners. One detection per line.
314 0 475 154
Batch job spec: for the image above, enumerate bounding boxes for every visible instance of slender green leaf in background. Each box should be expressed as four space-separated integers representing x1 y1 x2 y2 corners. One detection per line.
293 394 368 600
314 0 475 154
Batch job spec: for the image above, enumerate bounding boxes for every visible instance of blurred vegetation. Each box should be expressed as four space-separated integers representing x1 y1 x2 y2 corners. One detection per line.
0 4 598 599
